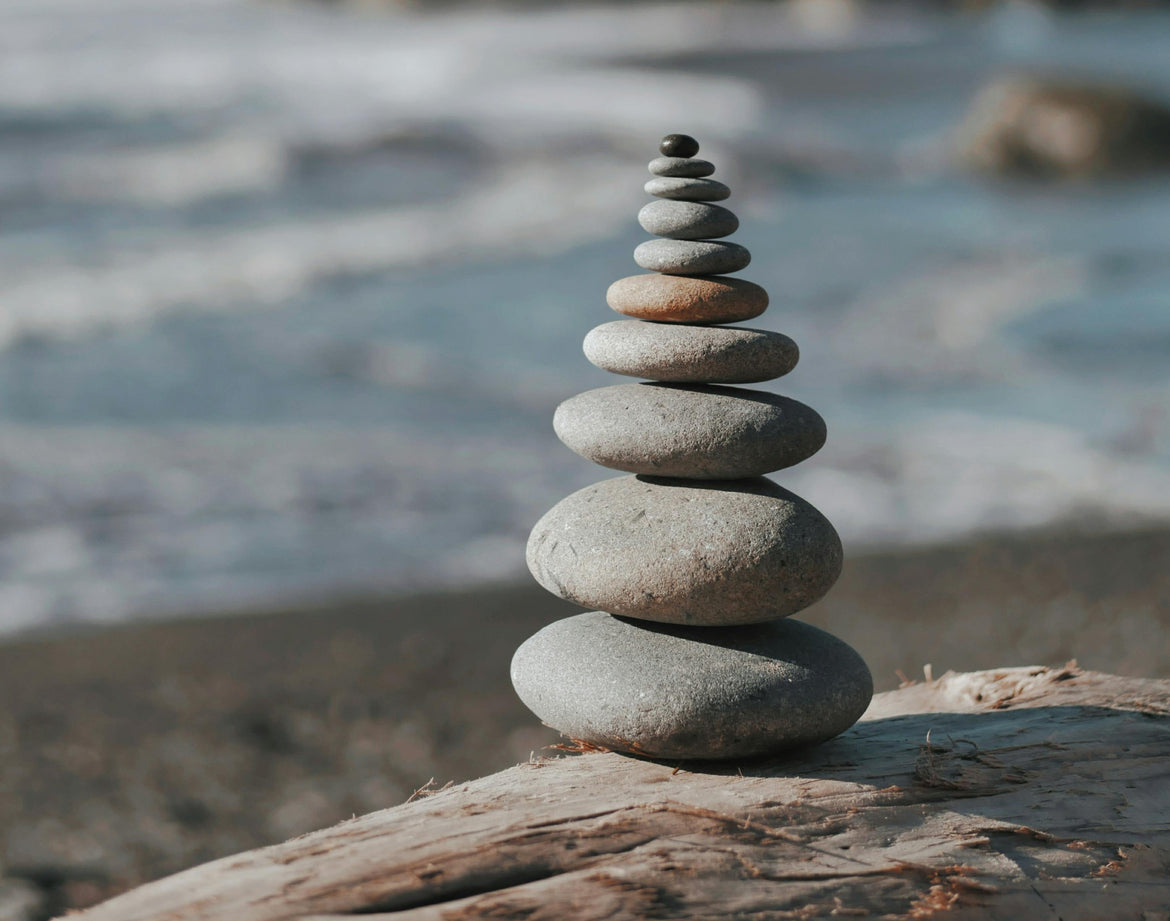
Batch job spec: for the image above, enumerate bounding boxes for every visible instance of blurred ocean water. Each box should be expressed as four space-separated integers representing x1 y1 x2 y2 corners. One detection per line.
1 0 1169 632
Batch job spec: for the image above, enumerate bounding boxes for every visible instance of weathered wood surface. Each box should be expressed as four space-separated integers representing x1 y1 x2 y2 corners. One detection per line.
70 666 1170 920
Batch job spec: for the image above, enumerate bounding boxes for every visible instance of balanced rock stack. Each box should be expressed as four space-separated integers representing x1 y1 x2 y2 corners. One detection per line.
512 135 872 760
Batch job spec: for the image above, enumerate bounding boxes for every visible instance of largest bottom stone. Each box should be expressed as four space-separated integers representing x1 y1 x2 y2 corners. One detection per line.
512 612 872 760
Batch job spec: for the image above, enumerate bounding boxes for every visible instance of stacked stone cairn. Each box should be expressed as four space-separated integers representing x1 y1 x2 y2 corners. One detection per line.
511 135 873 760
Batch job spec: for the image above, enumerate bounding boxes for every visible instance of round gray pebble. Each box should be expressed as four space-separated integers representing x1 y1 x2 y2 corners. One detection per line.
645 177 731 201
634 239 750 275
582 321 798 383
648 156 715 178
526 475 843 625
638 200 738 240
554 382 824 478
511 612 873 760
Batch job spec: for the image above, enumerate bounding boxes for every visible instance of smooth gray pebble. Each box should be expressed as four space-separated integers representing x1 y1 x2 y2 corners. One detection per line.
634 239 750 275
638 200 739 240
527 475 842 625
583 320 797 383
648 156 716 178
645 176 731 201
511 612 873 760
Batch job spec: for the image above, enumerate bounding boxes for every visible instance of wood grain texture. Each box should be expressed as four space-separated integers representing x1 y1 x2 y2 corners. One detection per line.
69 665 1170 921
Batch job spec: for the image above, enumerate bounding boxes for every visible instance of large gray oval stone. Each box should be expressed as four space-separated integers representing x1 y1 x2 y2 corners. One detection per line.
638 200 738 240
634 239 750 275
511 612 873 759
645 177 731 201
526 475 842 625
583 320 798 383
648 156 715 178
553 383 825 478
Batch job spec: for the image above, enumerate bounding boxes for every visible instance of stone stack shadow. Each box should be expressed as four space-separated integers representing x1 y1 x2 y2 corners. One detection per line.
511 135 873 761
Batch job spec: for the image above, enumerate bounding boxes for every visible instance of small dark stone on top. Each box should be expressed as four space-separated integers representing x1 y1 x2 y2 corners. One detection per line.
660 134 699 158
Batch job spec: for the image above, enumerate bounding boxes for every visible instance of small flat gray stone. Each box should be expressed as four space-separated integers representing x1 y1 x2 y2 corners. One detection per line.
583 321 798 383
638 200 738 240
648 156 715 178
554 382 824 478
634 239 750 275
645 177 731 201
511 612 873 759
526 475 842 625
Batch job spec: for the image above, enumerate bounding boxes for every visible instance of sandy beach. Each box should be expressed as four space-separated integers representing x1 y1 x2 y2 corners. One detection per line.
2 524 1167 914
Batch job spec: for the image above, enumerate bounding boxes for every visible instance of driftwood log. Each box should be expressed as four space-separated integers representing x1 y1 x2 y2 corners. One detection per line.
71 666 1170 920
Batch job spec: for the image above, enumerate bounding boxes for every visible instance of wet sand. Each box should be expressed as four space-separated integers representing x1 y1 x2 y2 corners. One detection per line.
2 525 1168 914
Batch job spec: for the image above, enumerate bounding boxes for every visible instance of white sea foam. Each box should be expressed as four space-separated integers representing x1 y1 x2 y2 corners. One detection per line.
2 409 1168 634
0 156 639 346
0 424 572 631
830 255 1088 383
794 414 1170 548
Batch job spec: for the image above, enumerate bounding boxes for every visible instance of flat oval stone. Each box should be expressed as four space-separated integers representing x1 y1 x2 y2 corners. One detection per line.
553 383 825 478
607 274 768 323
648 156 715 178
583 321 798 383
511 612 872 759
645 177 730 201
634 239 750 275
528 476 842 625
638 200 738 240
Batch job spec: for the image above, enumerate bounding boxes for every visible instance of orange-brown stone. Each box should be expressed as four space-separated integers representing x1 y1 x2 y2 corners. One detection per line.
606 274 768 324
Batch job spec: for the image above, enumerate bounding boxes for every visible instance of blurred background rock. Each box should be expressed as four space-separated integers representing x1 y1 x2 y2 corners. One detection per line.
0 0 1168 916
958 76 1170 176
